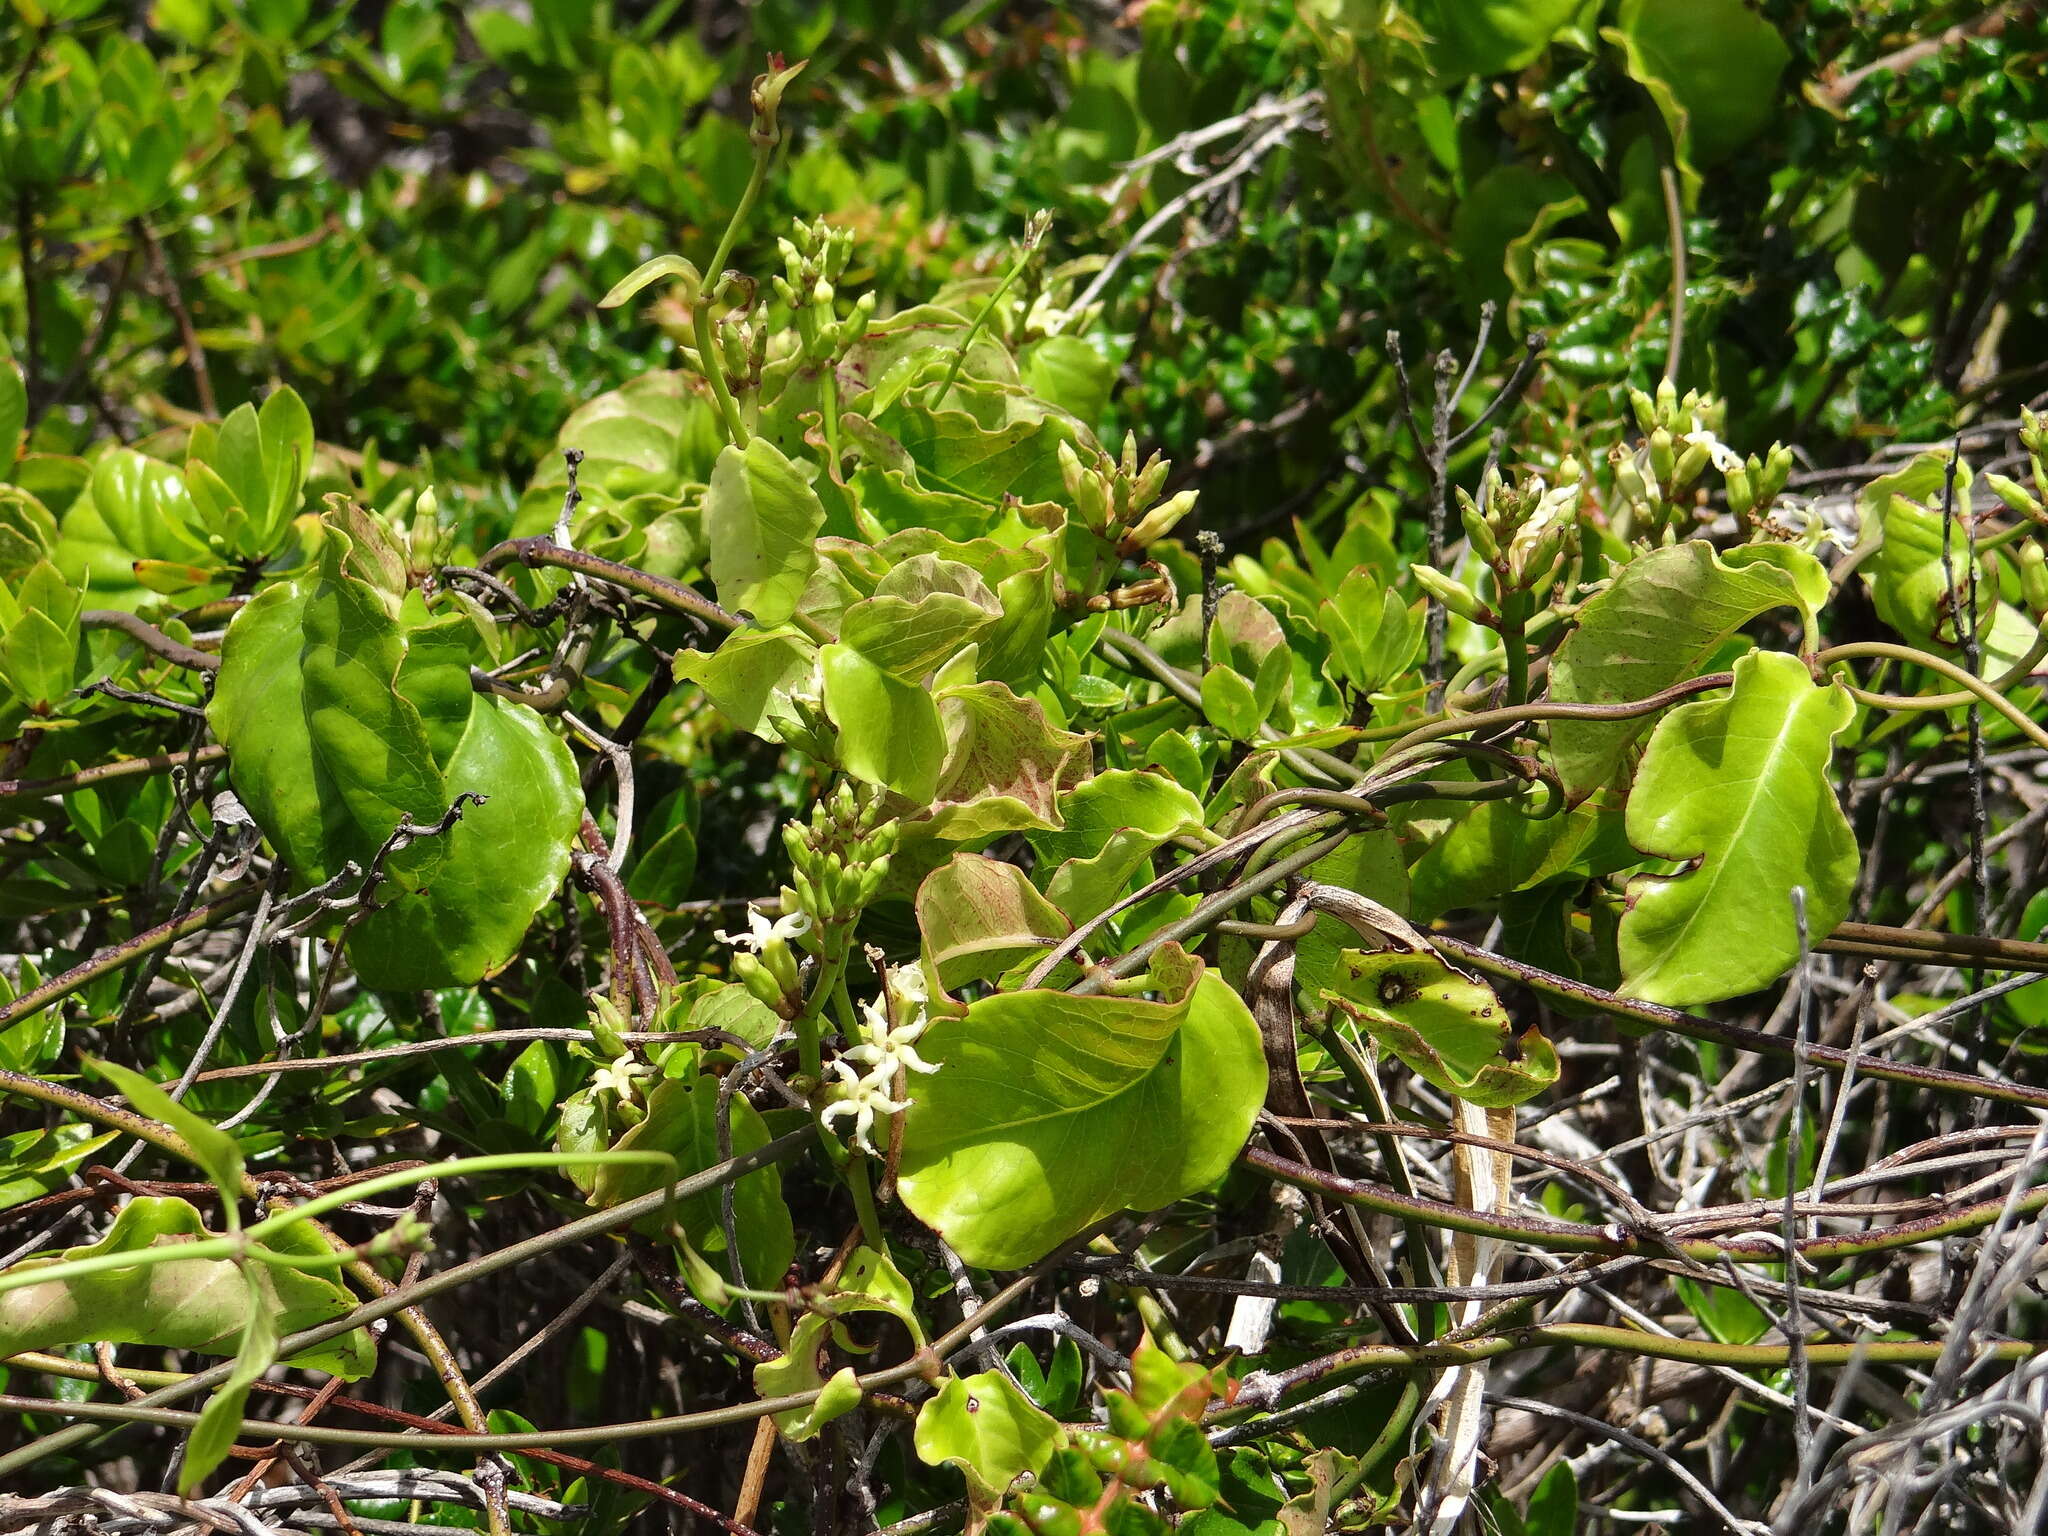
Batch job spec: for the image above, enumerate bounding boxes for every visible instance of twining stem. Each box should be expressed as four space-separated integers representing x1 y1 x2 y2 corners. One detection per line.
696 144 774 446
1819 639 2048 752
0 1153 680 1299
0 884 264 1032
6 1323 2038 1454
1436 936 2048 1111
0 1195 1065 1470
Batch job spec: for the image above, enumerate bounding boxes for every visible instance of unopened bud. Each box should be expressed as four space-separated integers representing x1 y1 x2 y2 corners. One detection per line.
1412 564 1491 626
1458 487 1500 561
2022 541 2048 616
1123 489 1198 550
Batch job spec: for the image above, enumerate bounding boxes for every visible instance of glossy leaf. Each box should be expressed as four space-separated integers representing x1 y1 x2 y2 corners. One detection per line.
706 437 825 626
589 1075 794 1294
1032 771 1207 926
0 1196 373 1377
914 1370 1067 1504
1547 540 1819 798
1324 947 1558 1108
822 641 946 803
209 530 583 988
1618 651 1859 1006
897 946 1266 1268
1606 0 1790 195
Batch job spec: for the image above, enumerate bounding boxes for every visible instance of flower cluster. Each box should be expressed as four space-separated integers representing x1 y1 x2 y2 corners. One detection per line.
821 966 940 1156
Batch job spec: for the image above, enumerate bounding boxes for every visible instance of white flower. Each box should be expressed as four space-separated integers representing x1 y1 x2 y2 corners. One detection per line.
1682 428 1745 474
819 1061 910 1156
714 905 813 952
591 1052 652 1102
842 996 940 1079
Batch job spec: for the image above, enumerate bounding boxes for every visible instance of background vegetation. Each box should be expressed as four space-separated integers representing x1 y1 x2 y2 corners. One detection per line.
3 2 2048 1534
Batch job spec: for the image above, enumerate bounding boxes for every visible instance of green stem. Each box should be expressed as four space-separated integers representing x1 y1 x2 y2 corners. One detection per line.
0 884 265 1033
1499 588 1530 707
845 1151 886 1252
1820 639 2048 744
934 236 1035 408
695 145 774 447
0 1154 679 1297
8 1324 2037 1455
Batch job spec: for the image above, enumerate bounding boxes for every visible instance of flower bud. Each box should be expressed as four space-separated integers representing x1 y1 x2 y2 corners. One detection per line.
1458 487 1500 561
1122 489 1198 550
1612 447 1648 506
1725 459 1755 518
1412 564 1491 626
1673 438 1711 488
749 56 808 148
1649 427 1677 488
1629 386 1657 437
2022 541 2048 616
733 952 788 1011
1988 473 2046 525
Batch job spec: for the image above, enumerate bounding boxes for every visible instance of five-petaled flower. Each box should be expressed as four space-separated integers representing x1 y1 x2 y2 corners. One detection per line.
715 906 813 952
591 1052 652 1102
822 965 941 1155
820 1062 910 1156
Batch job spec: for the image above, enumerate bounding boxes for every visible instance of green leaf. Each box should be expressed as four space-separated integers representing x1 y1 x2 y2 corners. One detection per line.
181 1284 278 1492
1605 0 1790 199
1618 650 1859 1006
926 680 1091 840
1324 948 1558 1108
1524 1459 1578 1536
876 382 1080 507
0 341 24 476
917 853 1072 991
897 946 1266 1268
90 1059 244 1218
706 437 825 626
1021 335 1115 424
0 561 84 713
753 1246 921 1439
0 1196 373 1378
588 1076 793 1294
1547 540 1818 798
913 1370 1067 1505
1201 665 1264 741
755 1312 864 1440
822 642 946 803
597 253 702 309
1032 770 1207 927
1422 0 1576 77
839 554 1001 678
1408 793 1631 923
209 531 583 989
1672 1275 1768 1346
344 696 584 989
673 625 818 739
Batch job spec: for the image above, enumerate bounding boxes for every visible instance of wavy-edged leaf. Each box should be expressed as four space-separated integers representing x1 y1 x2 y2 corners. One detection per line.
897 946 1265 1268
706 437 825 626
1618 650 1859 1006
0 1196 373 1378
917 853 1071 991
1324 948 1558 1108
1547 540 1819 798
